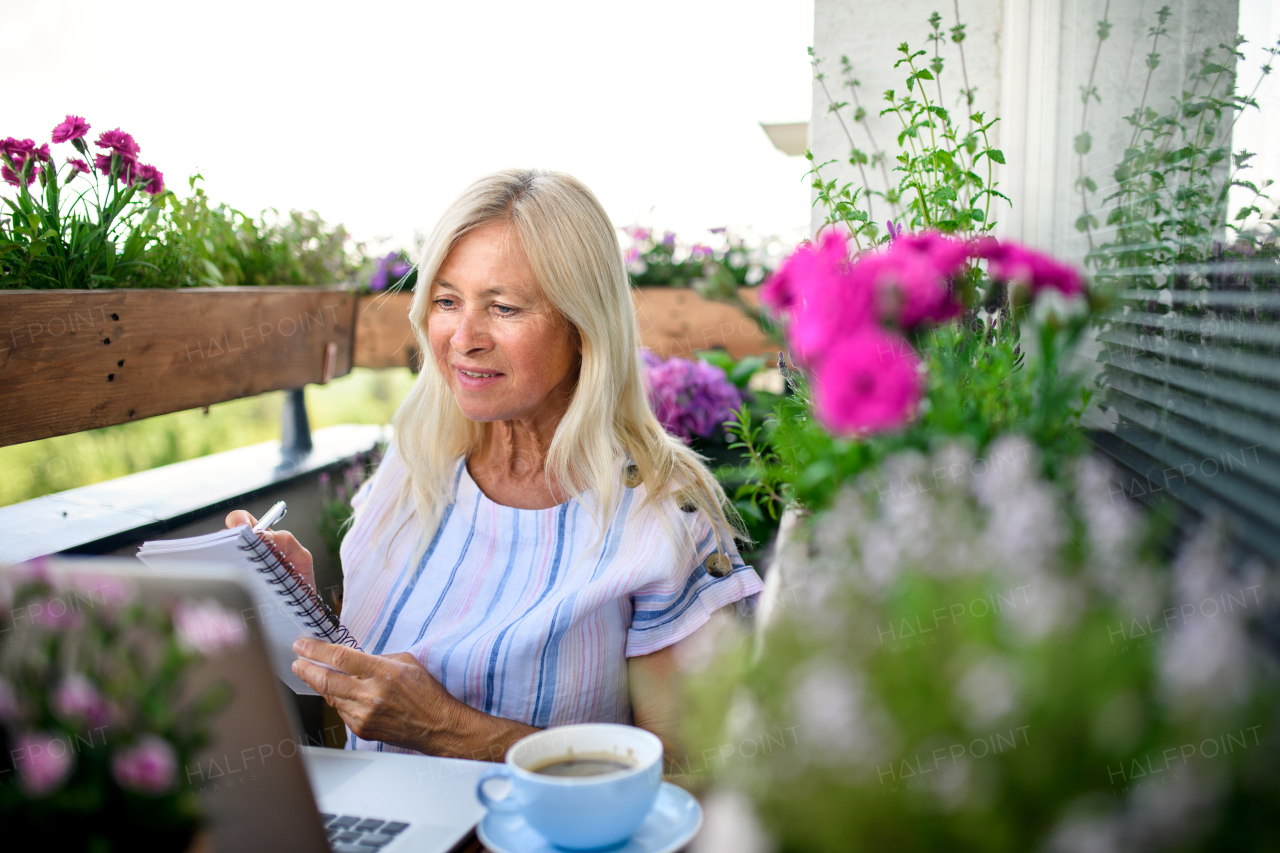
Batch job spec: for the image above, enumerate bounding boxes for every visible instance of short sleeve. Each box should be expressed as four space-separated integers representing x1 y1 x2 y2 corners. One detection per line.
625 510 764 657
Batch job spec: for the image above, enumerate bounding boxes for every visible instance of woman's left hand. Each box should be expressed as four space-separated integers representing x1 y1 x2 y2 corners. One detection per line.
291 639 464 754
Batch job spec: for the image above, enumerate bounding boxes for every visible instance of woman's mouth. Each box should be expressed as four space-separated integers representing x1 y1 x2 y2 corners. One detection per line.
455 366 504 389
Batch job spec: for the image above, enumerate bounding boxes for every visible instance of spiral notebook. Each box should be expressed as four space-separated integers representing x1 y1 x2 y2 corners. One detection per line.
136 525 360 695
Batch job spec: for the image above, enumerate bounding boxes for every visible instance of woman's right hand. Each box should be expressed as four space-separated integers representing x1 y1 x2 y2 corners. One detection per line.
225 510 317 593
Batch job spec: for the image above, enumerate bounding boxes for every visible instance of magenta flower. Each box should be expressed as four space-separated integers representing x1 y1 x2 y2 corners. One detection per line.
33 144 51 163
95 152 138 183
886 220 902 241
172 598 248 655
624 246 641 266
0 137 35 162
51 115 90 144
64 158 89 177
2 164 34 188
978 239 1084 297
94 128 140 158
132 163 164 195
860 232 968 327
690 244 713 259
813 328 923 435
112 735 178 795
761 231 876 368
641 349 743 442
52 673 113 728
14 732 75 798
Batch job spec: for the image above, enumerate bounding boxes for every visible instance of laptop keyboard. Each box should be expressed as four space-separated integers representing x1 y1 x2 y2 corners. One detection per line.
320 814 411 852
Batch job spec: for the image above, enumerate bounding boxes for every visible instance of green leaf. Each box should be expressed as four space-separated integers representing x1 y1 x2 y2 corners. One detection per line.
985 149 1006 164
1074 132 1092 155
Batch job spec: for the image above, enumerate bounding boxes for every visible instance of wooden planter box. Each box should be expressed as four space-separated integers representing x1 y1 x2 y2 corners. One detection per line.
0 284 777 447
0 287 357 446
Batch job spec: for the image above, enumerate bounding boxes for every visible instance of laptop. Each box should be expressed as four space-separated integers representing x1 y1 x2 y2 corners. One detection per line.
5 557 488 853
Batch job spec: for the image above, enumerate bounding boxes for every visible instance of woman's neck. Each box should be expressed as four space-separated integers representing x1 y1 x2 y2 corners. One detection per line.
467 389 573 509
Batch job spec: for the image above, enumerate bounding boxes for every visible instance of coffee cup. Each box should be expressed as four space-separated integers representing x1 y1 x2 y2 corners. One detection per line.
475 723 664 849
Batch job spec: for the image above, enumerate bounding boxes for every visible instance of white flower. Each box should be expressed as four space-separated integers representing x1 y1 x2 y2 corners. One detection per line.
956 655 1020 730
789 661 896 770
690 789 774 853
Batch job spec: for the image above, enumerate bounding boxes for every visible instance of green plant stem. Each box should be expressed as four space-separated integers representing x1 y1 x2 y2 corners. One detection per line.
817 74 877 223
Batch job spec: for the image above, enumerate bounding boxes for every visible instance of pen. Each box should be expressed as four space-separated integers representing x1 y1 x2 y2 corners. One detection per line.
253 500 288 532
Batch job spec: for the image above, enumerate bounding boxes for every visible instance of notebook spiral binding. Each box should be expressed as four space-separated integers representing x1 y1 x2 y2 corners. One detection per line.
237 533 361 650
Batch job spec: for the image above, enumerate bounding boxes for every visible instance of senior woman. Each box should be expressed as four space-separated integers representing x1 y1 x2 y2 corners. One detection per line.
227 169 762 764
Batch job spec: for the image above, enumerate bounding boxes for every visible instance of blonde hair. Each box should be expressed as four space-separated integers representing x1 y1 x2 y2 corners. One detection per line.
372 168 748 567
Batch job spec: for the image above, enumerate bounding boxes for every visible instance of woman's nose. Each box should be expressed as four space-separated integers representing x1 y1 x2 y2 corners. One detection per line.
451 309 492 354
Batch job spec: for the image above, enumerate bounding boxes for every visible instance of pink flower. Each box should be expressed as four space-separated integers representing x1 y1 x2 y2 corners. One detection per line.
761 232 875 368
0 137 35 162
690 244 712 259
14 731 75 797
30 595 83 630
132 163 164 195
55 571 135 613
172 598 248 655
978 239 1084 297
51 115 90 144
861 232 968 327
94 128 139 158
112 735 177 795
66 158 90 177
33 144 51 163
53 673 113 728
812 328 923 435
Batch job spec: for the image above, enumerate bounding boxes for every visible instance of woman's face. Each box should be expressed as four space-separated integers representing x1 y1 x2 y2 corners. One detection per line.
428 222 581 425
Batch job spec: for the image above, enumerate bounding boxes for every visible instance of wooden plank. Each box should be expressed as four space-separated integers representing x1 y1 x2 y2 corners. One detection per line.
0 287 356 447
353 292 421 370
350 287 777 370
632 286 776 360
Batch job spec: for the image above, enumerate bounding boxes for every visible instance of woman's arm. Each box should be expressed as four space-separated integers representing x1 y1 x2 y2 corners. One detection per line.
291 639 538 761
627 643 686 770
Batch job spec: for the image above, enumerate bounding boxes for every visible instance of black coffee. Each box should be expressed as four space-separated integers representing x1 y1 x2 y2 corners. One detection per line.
530 756 635 777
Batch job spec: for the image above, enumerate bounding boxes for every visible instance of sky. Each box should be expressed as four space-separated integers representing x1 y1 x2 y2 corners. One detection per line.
0 0 817 256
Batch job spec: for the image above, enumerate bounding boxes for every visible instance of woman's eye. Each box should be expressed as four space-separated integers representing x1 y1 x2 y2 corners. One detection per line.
434 298 455 309
493 304 517 316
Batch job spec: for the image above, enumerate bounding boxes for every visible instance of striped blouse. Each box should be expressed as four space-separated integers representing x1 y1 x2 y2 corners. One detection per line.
338 443 763 752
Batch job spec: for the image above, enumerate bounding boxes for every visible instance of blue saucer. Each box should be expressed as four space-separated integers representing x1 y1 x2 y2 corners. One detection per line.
476 782 702 853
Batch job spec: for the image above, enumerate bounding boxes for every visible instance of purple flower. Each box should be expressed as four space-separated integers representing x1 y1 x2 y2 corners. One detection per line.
172 598 248 655
661 231 676 248
624 225 651 242
94 128 140 158
131 163 164 195
14 731 75 798
51 115 90 144
53 673 113 728
32 144 51 163
641 349 743 442
690 244 713 259
709 226 727 235
886 220 902 241
112 735 177 795
369 252 411 292
66 158 90 177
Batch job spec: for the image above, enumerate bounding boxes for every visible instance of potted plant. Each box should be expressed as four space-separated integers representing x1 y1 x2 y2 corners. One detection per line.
0 560 240 850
